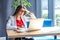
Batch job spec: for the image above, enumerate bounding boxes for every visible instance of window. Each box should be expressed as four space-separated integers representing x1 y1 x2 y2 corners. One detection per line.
40 0 54 39
54 0 60 26
41 0 48 19
54 0 60 39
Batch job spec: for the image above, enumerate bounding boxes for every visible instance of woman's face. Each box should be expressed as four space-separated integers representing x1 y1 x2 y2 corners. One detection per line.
17 8 26 16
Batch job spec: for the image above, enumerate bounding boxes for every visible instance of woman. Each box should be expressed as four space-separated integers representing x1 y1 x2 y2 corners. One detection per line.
6 5 36 40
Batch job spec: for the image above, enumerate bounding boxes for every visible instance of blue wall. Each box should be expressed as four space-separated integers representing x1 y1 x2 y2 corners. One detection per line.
0 0 7 37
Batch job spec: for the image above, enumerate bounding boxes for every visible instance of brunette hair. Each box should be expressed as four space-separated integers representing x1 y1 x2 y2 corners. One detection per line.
13 5 26 16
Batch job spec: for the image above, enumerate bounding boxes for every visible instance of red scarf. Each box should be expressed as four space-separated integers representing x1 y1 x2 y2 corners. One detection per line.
16 18 25 28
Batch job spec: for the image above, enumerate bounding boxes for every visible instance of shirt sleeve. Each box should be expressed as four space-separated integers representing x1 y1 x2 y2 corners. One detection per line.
29 13 36 19
6 16 17 30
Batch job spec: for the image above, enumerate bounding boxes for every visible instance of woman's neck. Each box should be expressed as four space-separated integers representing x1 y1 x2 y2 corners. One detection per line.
16 15 21 20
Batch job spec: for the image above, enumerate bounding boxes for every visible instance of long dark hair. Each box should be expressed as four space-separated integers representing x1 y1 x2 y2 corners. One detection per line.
13 5 25 16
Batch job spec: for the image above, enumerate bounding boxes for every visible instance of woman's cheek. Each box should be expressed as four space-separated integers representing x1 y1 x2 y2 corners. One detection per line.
19 12 22 15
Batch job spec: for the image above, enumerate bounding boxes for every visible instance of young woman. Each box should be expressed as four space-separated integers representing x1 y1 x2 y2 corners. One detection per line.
6 5 36 40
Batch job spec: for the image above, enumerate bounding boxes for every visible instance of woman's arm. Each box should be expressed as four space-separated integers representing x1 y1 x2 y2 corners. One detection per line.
29 13 36 19
6 16 17 30
25 9 36 19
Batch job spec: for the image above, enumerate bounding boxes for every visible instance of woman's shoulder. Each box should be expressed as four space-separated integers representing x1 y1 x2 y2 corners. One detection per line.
10 16 14 17
8 16 15 20
10 16 15 18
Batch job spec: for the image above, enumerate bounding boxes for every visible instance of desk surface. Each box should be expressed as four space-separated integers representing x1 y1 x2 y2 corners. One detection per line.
7 27 60 38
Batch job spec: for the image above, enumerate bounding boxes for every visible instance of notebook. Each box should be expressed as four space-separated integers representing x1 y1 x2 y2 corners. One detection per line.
27 18 44 32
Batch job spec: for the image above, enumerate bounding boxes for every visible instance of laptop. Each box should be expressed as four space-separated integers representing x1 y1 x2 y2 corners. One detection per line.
15 18 44 32
27 18 44 32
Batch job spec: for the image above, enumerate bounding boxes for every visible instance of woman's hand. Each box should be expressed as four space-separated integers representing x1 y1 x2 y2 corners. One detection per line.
17 26 25 30
25 9 31 15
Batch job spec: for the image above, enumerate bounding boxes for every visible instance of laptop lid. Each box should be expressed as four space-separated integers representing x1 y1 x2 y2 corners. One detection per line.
28 18 44 31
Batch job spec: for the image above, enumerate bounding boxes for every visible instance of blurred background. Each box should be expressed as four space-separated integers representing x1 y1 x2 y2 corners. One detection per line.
0 0 60 40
